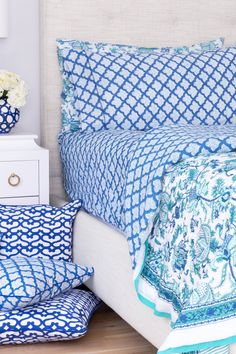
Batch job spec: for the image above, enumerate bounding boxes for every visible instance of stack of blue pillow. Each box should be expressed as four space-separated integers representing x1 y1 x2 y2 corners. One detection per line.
0 201 101 345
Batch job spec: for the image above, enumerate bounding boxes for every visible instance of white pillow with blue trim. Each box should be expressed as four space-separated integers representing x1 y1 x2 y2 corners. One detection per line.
0 257 94 312
0 200 81 262
57 38 225 133
0 289 101 345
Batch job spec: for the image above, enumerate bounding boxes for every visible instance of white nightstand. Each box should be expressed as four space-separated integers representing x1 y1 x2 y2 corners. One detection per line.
0 134 49 205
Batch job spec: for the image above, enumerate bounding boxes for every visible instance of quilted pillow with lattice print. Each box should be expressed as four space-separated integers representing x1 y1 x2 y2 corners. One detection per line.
0 257 94 312
57 38 225 133
0 289 101 345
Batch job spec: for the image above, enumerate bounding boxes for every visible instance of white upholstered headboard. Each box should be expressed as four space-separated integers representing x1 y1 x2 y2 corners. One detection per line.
40 0 236 198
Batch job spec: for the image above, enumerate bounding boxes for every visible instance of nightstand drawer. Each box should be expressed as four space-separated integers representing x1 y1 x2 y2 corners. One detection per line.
0 196 39 205
0 161 39 198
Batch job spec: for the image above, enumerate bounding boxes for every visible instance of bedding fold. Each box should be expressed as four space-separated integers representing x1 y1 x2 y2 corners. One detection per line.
59 123 236 353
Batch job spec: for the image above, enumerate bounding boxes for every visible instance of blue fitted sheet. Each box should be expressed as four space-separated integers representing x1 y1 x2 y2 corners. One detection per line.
59 129 142 231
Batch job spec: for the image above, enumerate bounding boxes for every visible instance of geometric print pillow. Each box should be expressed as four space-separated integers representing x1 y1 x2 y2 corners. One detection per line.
57 38 224 133
0 200 81 262
81 46 236 132
0 289 101 345
0 257 94 312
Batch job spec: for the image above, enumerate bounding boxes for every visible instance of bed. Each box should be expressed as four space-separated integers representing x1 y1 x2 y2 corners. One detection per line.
40 0 236 352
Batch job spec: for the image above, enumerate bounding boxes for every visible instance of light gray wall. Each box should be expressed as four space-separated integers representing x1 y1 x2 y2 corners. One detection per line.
0 0 40 138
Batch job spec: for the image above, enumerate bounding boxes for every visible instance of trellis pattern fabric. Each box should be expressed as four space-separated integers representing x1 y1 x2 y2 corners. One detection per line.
83 46 236 131
57 38 225 133
0 257 94 312
0 289 101 345
59 129 142 230
59 124 236 353
0 200 81 262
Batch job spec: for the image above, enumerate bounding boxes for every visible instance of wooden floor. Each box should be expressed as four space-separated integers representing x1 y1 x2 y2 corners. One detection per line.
1 307 156 354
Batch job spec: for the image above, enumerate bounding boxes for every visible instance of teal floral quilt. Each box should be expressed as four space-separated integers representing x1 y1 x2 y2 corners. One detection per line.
59 124 236 354
139 153 236 353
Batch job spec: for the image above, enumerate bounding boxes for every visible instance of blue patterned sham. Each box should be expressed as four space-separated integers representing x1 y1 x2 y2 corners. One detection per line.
57 38 224 133
85 46 236 131
0 200 81 262
0 257 94 312
0 289 101 345
58 38 224 55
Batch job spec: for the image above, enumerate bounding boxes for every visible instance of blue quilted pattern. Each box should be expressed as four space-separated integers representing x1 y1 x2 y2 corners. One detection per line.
57 38 225 133
0 289 101 345
0 200 81 261
0 257 94 312
59 124 236 269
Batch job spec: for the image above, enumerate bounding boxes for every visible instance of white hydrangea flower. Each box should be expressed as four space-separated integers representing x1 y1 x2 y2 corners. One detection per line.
0 70 20 91
7 81 28 109
0 70 27 108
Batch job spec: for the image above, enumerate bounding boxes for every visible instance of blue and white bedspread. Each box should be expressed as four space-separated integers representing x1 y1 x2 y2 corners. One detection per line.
59 124 236 354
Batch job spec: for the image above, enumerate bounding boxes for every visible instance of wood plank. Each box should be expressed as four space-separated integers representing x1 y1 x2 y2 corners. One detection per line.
0 309 157 354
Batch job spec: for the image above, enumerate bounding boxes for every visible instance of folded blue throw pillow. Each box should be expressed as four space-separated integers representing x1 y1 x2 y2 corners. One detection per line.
0 289 101 345
0 257 94 312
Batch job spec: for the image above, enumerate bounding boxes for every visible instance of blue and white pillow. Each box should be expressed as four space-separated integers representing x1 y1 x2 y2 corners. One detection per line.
57 38 224 133
81 46 236 131
0 200 81 261
0 289 101 345
0 257 94 312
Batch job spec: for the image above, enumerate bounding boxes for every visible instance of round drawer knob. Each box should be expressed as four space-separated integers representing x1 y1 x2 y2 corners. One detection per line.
8 173 21 187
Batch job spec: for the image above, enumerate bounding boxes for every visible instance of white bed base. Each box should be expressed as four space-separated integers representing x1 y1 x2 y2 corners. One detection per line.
74 211 172 347
52 196 236 352
42 0 236 349
52 196 170 348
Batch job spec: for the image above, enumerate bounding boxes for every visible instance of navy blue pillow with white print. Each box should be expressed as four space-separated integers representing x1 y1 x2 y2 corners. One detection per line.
86 46 236 131
0 200 81 261
0 257 94 312
0 289 101 345
57 38 225 133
